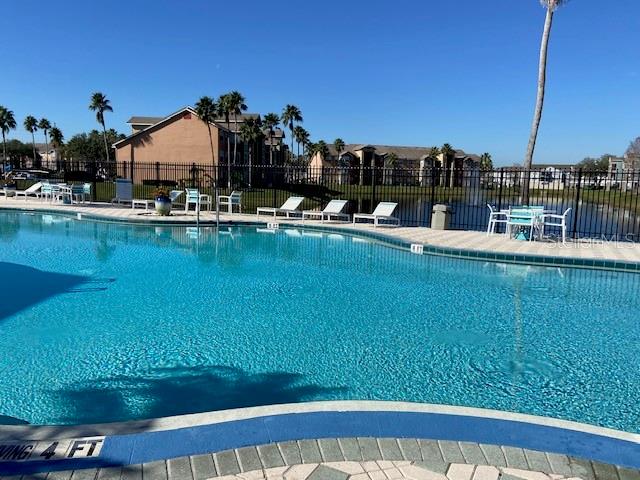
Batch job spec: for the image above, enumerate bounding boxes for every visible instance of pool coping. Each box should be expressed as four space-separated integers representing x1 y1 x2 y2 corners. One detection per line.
0 402 638 474
3 205 640 273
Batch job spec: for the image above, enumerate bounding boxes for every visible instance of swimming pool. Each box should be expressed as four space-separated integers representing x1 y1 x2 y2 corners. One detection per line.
0 210 638 431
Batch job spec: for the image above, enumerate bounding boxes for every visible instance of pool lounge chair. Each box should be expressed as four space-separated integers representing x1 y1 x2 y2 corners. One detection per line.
353 202 400 227
302 199 350 223
257 196 305 219
112 179 133 204
13 182 43 200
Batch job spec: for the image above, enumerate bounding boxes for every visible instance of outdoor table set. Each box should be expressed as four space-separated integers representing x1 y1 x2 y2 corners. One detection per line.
487 204 572 243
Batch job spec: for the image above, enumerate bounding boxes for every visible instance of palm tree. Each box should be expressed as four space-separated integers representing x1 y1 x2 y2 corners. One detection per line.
49 126 64 169
194 96 218 170
226 91 247 165
38 118 51 167
217 94 232 187
480 153 493 171
315 140 329 160
523 0 568 203
23 116 38 167
333 138 345 161
239 117 263 186
262 113 280 165
88 92 113 163
281 105 303 162
441 143 455 187
293 126 309 159
0 106 17 168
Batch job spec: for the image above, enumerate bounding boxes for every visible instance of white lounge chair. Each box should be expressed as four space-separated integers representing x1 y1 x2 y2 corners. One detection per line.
302 199 350 223
257 196 304 219
218 190 242 214
353 202 400 227
13 182 42 200
112 179 133 204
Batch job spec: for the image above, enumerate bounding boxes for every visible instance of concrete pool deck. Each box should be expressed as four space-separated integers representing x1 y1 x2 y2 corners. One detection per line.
1 198 640 271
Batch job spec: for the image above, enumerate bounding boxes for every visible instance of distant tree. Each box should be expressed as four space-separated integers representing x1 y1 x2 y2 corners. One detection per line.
315 140 329 160
49 126 64 168
577 154 611 172
480 153 493 171
226 91 247 165
64 129 125 163
385 152 398 168
217 94 232 187
88 92 113 163
522 0 569 203
239 117 263 185
0 106 17 166
333 138 345 163
626 137 640 157
293 126 309 159
194 96 218 169
23 116 38 166
38 118 51 163
282 105 303 162
262 113 280 165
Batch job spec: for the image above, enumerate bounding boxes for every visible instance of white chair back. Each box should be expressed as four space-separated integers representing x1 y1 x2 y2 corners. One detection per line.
371 202 397 216
280 196 304 210
25 182 42 193
322 199 348 214
229 191 242 204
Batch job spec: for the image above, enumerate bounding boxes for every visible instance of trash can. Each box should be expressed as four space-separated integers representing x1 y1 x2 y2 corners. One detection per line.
431 204 452 230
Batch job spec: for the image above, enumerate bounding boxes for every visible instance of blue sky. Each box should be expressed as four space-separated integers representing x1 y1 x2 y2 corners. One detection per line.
1 0 638 165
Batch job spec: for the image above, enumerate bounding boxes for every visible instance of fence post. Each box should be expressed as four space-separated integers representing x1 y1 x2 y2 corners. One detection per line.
91 161 97 202
429 167 436 227
497 168 504 212
371 166 376 210
572 168 582 239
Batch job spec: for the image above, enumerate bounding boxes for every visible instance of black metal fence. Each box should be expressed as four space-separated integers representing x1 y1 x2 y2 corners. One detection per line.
10 160 640 241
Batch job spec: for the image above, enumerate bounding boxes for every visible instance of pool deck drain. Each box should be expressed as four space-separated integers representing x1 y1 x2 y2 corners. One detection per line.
5 438 638 480
1 198 640 270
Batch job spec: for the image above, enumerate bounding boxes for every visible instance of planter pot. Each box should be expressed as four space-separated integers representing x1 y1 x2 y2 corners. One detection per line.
155 197 172 216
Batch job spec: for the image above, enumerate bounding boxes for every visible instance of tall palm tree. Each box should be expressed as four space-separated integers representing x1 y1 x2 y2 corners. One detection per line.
194 96 218 170
262 113 280 165
0 106 17 167
281 105 302 162
23 116 38 166
293 126 309 159
88 92 113 162
38 118 51 167
315 140 329 160
226 91 247 165
441 143 455 187
299 128 310 160
49 126 64 169
217 94 232 187
239 117 263 186
523 0 568 203
333 138 345 162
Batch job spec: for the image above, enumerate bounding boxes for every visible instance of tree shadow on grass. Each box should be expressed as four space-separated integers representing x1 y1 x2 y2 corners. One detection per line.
51 365 347 425
0 262 94 322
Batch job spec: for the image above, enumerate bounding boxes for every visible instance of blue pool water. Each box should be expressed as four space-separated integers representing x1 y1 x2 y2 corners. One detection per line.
0 211 639 430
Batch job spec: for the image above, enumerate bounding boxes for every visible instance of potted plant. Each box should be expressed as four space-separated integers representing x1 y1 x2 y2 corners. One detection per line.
2 174 17 196
154 187 172 216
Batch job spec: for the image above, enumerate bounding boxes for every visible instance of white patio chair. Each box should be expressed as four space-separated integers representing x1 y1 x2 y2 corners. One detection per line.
257 196 304 219
185 188 212 212
353 202 400 227
486 204 508 235
218 190 242 214
543 208 572 244
302 199 350 223
13 182 43 200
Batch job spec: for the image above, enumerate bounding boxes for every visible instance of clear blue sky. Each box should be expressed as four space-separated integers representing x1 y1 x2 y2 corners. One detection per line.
1 0 638 165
